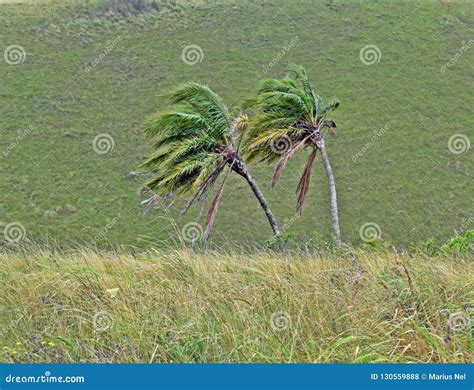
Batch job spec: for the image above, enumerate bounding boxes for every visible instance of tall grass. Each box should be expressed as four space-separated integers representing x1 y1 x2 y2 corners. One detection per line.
1 248 472 363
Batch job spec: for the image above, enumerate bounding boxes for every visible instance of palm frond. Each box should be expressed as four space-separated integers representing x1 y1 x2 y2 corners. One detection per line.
141 83 234 200
296 148 317 214
183 160 225 214
230 113 249 143
244 66 340 167
272 140 304 186
143 111 207 141
247 126 297 150
203 171 229 242
288 65 318 110
167 82 231 134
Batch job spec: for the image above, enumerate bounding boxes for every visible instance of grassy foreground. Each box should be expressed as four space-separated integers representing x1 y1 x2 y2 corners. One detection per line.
1 248 472 363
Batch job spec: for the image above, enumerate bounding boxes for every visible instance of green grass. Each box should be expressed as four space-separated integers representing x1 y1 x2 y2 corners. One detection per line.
1 248 472 363
0 0 473 249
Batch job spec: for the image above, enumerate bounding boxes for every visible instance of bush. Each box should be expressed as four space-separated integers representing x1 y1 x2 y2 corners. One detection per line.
441 229 473 256
99 0 165 17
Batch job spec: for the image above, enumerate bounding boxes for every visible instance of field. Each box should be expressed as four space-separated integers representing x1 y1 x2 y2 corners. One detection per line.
0 0 472 249
0 0 473 367
1 248 473 363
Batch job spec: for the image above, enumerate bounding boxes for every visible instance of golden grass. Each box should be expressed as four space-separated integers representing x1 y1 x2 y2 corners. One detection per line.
1 248 472 363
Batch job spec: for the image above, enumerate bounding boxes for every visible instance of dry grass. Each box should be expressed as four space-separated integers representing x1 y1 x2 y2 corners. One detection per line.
1 248 472 363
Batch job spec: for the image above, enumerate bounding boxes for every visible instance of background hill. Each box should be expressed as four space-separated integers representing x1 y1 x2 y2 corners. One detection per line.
0 0 472 249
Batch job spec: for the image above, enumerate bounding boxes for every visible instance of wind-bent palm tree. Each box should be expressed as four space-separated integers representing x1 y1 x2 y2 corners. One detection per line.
243 66 341 247
140 82 280 244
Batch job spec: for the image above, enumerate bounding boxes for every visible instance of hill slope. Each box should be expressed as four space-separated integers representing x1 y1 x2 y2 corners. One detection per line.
0 0 473 248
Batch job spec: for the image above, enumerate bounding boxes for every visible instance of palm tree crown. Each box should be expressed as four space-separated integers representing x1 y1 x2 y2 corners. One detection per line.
243 66 341 245
141 82 279 242
142 83 233 200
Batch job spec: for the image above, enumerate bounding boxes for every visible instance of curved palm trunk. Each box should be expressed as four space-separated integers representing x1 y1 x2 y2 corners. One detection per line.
241 169 280 236
319 141 341 247
228 156 280 236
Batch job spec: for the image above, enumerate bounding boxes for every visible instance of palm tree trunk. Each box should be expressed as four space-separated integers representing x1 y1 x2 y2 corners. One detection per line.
242 169 280 236
225 153 280 237
319 141 341 247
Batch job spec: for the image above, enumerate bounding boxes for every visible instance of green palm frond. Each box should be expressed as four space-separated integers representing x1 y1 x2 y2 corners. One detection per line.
140 83 233 202
247 127 298 149
191 154 226 193
256 78 305 99
167 82 231 135
144 111 207 140
319 100 339 116
288 65 318 110
243 65 339 164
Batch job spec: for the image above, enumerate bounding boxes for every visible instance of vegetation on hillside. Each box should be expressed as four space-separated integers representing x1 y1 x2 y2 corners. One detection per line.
1 0 472 248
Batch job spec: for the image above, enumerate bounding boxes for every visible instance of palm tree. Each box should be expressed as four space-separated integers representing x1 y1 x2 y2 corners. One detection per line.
243 66 341 247
140 82 280 245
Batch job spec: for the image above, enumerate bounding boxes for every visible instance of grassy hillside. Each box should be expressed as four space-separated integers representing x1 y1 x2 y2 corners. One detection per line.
0 0 473 249
1 248 472 363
